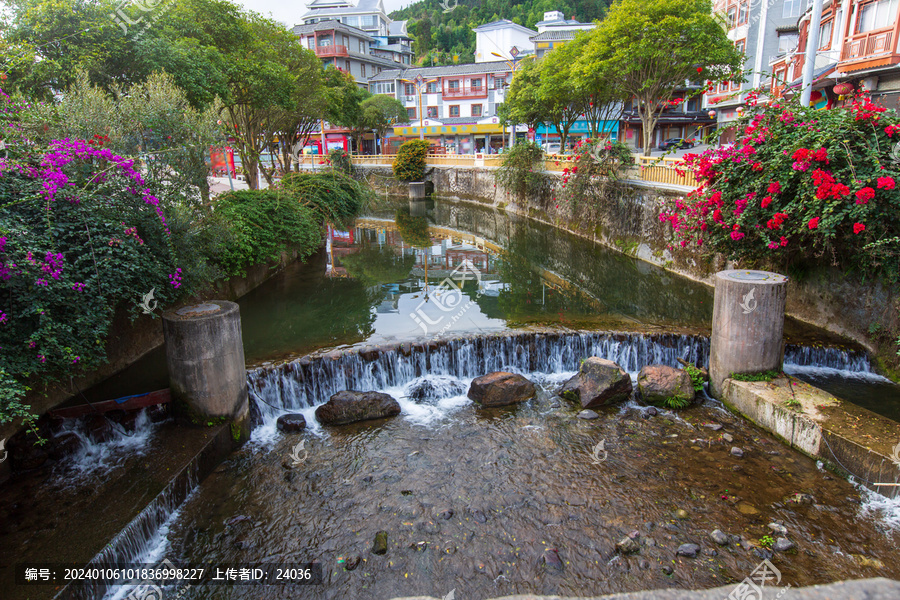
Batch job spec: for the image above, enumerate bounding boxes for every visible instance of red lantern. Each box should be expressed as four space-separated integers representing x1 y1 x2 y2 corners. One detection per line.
810 90 823 102
708 110 717 119
833 82 854 96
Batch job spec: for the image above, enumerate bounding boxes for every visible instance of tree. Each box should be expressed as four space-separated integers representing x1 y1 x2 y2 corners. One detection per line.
361 95 407 155
324 67 372 154
576 0 742 156
503 58 545 139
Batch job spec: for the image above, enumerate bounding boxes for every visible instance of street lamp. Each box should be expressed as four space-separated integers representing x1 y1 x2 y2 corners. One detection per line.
491 47 525 149
400 74 437 141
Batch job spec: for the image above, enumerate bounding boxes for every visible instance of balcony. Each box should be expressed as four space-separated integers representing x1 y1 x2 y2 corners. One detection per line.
443 86 488 99
840 27 899 71
315 45 349 57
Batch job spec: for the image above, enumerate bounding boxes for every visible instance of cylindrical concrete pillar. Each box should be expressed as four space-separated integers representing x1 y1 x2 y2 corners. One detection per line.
409 181 425 200
709 270 788 398
162 301 248 423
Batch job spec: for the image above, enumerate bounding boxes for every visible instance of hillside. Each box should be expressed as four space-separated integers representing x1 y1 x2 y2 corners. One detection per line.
389 0 609 65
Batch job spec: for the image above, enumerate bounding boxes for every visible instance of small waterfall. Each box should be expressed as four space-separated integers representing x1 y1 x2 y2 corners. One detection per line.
61 456 200 600
247 331 710 421
784 344 874 374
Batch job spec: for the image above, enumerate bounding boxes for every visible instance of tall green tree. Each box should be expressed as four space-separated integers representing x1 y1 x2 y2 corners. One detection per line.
576 0 742 155
324 67 372 154
361 95 407 155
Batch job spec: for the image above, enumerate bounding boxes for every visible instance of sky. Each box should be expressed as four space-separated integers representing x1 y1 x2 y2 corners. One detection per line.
236 0 414 26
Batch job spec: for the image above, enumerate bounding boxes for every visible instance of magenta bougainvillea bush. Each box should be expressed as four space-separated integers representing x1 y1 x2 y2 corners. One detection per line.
661 93 900 283
0 100 182 421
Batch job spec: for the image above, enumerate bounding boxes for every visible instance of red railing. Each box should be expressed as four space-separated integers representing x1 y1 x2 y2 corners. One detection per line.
841 27 894 63
315 44 349 57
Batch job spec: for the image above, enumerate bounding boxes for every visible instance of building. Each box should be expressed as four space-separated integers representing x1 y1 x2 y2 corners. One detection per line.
770 0 900 111
705 0 803 143
297 0 413 72
370 63 520 153
621 89 714 151
301 0 392 36
473 20 537 63
293 20 409 89
530 10 595 59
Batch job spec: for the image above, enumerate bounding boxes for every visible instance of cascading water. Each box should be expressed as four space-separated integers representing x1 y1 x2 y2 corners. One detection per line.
245 331 879 440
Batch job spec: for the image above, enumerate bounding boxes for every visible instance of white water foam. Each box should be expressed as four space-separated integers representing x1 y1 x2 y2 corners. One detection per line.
53 410 158 484
855 481 900 535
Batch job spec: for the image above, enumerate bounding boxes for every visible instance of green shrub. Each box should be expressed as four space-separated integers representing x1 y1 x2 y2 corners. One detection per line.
496 142 548 201
277 170 370 229
395 205 432 248
682 362 706 391
393 139 431 182
731 370 780 382
214 189 321 277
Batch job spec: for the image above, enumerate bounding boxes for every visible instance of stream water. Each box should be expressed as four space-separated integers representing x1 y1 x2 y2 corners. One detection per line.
7 196 900 600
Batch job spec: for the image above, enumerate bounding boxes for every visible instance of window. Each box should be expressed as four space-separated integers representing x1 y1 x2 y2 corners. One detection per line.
361 64 366 77
471 104 483 117
342 35 349 47
344 60 351 72
407 107 417 119
856 0 898 33
449 105 460 117
726 5 737 28
493 75 506 89
735 39 746 56
471 78 482 89
359 40 365 52
738 1 749 25
777 32 799 52
818 20 832 49
783 0 803 18
360 15 377 28
426 82 439 93
427 106 438 118
448 80 460 90
405 83 415 96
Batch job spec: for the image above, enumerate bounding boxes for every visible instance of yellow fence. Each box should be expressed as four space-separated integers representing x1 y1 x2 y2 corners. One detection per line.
350 153 697 189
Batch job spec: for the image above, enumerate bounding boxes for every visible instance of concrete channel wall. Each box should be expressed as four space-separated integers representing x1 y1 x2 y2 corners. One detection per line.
356 164 898 364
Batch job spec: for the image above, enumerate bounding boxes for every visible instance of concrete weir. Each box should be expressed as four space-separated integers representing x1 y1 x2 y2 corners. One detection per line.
721 375 900 498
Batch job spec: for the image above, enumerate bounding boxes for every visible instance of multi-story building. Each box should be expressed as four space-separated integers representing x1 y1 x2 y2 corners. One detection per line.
770 0 900 111
473 20 537 63
529 10 595 59
370 63 519 153
297 0 413 71
293 20 409 89
301 0 392 36
705 0 803 143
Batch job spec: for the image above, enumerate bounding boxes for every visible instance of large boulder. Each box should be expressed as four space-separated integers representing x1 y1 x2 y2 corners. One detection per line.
558 358 632 408
637 365 695 406
467 372 536 407
276 413 307 432
315 391 401 425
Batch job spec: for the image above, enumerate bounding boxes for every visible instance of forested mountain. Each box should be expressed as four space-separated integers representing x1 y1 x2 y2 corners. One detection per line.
389 0 610 65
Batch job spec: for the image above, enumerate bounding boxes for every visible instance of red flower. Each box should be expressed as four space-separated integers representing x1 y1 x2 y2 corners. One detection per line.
808 217 820 229
712 209 723 223
767 212 788 230
812 148 828 162
877 176 895 190
779 236 788 247
697 67 703 73
791 148 810 161
855 187 875 204
761 195 772 209
767 181 781 194
853 222 866 234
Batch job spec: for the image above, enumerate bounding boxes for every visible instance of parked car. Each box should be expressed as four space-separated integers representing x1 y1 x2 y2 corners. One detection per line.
658 138 694 151
542 142 562 155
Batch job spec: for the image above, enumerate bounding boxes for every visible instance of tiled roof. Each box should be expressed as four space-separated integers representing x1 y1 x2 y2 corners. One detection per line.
293 20 374 40
530 30 580 42
369 62 513 82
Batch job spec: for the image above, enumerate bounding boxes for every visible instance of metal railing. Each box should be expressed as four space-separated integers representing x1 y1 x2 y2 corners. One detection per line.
350 153 697 188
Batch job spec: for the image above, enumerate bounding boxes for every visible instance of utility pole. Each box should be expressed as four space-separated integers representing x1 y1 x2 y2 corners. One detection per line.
800 0 825 107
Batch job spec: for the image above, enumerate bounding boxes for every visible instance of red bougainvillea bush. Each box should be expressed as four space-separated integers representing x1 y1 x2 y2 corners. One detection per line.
660 93 900 283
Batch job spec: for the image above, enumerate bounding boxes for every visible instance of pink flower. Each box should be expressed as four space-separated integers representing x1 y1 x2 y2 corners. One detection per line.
808 217 820 229
730 230 745 241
